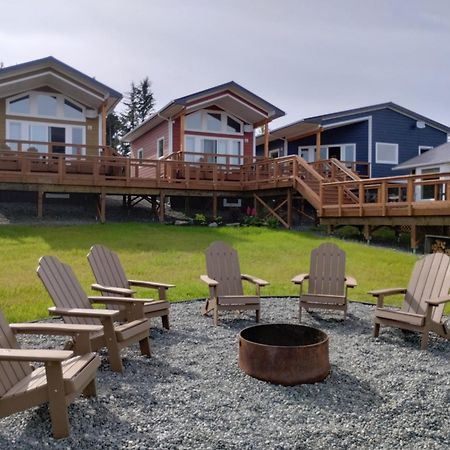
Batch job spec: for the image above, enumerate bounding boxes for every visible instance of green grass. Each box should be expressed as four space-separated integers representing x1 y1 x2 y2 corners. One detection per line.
0 223 420 322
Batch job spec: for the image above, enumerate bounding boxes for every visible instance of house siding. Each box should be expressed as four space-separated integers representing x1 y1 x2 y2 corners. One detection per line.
371 109 447 177
0 98 5 141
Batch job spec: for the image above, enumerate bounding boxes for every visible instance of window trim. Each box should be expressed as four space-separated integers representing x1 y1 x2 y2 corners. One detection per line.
184 109 243 136
137 148 144 161
298 143 356 162
157 137 165 159
6 90 86 122
375 142 399 164
418 145 433 155
184 135 243 164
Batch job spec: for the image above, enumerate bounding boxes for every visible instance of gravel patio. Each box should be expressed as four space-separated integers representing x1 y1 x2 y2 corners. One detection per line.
1 297 449 449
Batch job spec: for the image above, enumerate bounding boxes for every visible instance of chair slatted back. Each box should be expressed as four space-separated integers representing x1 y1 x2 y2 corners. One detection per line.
205 242 243 297
308 243 346 297
403 252 450 322
87 245 130 292
0 312 32 397
37 256 98 326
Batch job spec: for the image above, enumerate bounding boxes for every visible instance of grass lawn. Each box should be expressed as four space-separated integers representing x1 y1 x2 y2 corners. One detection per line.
0 223 420 322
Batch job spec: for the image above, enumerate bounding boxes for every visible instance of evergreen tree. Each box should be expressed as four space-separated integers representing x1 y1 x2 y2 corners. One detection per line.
118 77 155 155
106 111 121 150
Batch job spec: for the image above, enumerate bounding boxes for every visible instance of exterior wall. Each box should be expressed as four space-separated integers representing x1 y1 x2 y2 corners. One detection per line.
86 117 99 154
0 98 5 141
172 117 181 152
371 109 447 177
256 108 448 178
243 131 253 157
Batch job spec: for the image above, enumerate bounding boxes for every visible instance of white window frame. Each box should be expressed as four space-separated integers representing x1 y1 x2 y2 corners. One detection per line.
136 148 144 161
5 119 86 154
223 198 242 207
269 148 281 159
184 135 243 164
185 109 243 136
298 143 356 162
6 90 86 122
418 145 433 155
375 142 399 165
157 137 165 159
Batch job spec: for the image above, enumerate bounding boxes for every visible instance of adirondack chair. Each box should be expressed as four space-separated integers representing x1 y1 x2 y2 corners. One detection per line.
0 311 101 439
37 255 151 373
370 252 450 350
200 241 269 326
291 243 357 321
87 244 174 329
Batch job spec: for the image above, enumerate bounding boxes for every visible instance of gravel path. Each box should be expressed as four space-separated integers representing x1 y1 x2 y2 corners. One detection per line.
1 298 449 449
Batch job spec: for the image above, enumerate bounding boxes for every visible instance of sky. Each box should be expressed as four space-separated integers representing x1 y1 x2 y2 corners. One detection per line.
2 0 450 129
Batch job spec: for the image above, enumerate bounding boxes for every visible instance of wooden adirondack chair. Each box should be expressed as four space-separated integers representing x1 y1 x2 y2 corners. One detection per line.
37 255 151 373
0 311 101 439
87 244 174 330
291 243 357 321
200 241 269 326
370 252 450 350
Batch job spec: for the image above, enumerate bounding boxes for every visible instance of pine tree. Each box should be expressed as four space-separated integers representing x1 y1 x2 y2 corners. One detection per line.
118 78 155 155
106 111 121 149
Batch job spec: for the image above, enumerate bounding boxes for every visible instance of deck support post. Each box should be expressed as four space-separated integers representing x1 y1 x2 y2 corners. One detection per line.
363 223 371 244
212 192 218 219
97 191 106 224
410 225 420 253
327 224 334 236
287 189 292 229
159 192 165 223
37 190 44 218
151 196 158 219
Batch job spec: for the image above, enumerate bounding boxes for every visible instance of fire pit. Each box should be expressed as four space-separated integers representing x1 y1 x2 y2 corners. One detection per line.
239 324 330 385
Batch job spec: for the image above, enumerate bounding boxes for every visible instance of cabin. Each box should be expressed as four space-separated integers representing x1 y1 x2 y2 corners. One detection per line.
123 81 285 168
256 102 450 178
0 56 122 156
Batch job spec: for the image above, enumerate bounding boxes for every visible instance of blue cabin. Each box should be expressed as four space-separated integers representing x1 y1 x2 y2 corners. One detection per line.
256 102 450 178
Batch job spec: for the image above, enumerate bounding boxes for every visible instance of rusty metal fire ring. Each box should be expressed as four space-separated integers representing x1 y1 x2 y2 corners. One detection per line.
239 323 330 386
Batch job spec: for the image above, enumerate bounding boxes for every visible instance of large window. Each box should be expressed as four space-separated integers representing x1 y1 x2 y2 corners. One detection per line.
6 91 85 121
375 142 398 164
185 110 243 134
298 143 356 163
184 136 242 164
6 120 85 154
157 137 165 158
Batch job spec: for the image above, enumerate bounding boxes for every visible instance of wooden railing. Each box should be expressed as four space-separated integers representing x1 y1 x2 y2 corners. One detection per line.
320 172 450 217
1 139 116 157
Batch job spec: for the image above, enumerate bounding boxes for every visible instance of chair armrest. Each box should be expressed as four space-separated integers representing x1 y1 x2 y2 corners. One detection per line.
48 306 119 319
88 296 149 306
425 295 450 306
345 276 357 288
241 274 269 286
200 275 218 286
0 348 73 362
368 288 406 297
291 273 309 284
128 280 175 289
10 323 103 337
91 283 135 296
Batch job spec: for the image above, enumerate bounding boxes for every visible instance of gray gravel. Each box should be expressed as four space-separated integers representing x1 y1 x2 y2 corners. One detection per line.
1 298 450 449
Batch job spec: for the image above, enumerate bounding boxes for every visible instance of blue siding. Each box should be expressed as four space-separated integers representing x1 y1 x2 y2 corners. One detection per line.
256 107 448 178
371 109 447 177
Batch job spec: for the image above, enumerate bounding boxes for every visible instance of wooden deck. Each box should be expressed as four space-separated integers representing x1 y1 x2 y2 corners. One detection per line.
1 142 449 248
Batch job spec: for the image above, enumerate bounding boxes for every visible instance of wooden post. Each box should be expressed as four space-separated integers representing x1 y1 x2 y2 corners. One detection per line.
37 190 44 218
287 189 292 229
263 123 269 159
315 129 321 162
180 114 185 153
410 224 417 253
98 191 106 224
159 192 165 223
101 102 107 148
363 223 371 244
212 192 217 219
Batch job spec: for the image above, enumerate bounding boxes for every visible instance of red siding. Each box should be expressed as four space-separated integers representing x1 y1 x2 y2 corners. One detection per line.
131 121 169 178
173 117 181 152
244 131 254 157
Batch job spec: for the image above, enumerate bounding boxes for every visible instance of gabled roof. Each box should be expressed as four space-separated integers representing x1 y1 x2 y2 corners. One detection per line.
123 81 285 142
0 56 122 113
257 102 450 146
393 142 450 171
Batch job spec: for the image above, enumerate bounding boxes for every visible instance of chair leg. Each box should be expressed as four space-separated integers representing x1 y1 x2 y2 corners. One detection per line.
162 314 170 330
373 323 380 337
299 304 302 323
139 337 152 357
102 320 123 373
255 308 260 323
82 378 97 398
45 361 70 439
420 332 430 350
213 308 219 326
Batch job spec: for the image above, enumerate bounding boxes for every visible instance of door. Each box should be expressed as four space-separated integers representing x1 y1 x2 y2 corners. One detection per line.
50 127 66 154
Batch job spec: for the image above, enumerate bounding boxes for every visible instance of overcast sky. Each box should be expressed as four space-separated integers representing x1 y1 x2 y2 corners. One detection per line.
2 0 450 128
